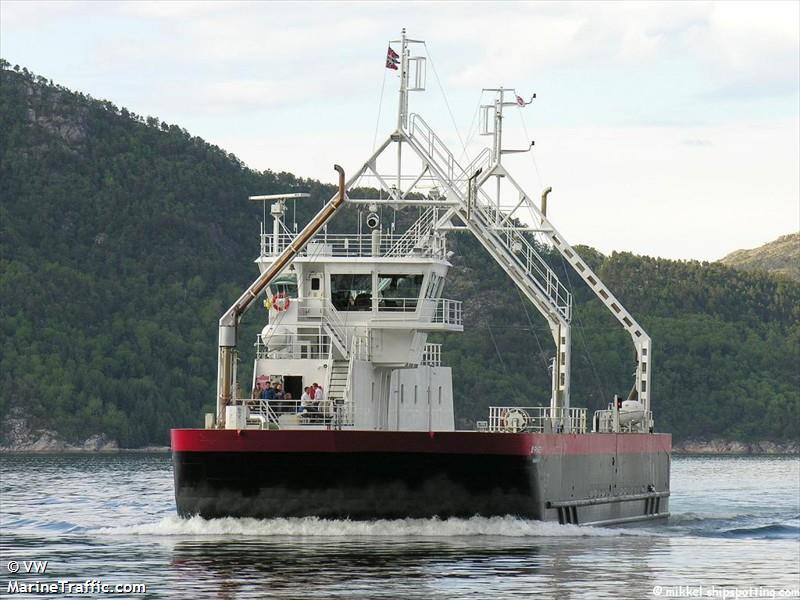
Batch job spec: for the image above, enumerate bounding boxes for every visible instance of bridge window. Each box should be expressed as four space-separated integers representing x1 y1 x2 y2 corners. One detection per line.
425 273 445 299
330 274 372 311
378 274 423 311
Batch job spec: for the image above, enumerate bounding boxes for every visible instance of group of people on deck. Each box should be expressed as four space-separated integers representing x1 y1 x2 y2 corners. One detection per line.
255 380 289 401
300 384 325 415
252 377 325 418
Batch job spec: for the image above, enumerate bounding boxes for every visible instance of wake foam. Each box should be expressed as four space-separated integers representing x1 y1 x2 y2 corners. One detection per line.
93 515 638 538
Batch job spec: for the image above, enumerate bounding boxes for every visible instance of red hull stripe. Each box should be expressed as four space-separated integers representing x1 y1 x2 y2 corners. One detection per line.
171 429 671 456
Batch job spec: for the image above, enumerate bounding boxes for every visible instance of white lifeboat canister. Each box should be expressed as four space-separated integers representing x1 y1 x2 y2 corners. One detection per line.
619 400 646 425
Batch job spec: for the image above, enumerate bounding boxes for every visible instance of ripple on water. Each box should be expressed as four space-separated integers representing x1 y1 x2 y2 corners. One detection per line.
1 454 798 599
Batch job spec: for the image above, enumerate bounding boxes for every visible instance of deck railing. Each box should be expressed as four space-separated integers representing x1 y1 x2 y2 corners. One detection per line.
261 232 446 259
255 331 330 360
422 343 441 367
488 406 587 434
242 399 354 429
434 298 462 326
374 297 462 327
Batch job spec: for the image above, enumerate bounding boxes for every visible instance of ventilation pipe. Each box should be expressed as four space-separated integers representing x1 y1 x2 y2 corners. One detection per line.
541 186 552 217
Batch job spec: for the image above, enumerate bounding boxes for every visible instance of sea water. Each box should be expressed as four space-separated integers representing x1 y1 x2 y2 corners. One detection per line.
0 454 798 599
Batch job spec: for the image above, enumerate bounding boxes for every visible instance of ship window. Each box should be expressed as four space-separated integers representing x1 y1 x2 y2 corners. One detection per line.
377 274 423 311
438 386 442 405
425 274 440 299
269 273 298 299
436 277 445 297
330 274 372 311
400 384 404 404
424 273 446 299
311 277 321 291
414 385 418 404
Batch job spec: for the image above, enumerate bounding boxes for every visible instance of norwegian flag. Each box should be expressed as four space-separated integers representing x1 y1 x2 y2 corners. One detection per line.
516 94 526 107
386 46 400 70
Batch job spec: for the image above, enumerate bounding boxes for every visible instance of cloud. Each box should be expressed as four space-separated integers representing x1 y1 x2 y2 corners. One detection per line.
7 2 796 115
1 0 797 260
685 1 800 96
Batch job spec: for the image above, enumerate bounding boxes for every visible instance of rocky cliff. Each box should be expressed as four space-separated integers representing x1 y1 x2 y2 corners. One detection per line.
720 233 800 282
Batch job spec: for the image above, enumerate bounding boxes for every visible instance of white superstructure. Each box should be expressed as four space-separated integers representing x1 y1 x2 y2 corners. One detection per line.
214 30 654 436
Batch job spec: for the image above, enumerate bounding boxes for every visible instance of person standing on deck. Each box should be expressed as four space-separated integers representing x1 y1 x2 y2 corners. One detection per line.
312 383 329 421
312 383 324 403
273 383 286 414
300 387 313 411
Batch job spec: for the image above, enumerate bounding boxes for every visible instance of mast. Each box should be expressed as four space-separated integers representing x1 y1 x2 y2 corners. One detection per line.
330 31 651 428
397 28 409 131
484 88 652 417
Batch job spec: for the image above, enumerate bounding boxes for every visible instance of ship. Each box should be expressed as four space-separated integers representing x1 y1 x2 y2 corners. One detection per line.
171 31 671 526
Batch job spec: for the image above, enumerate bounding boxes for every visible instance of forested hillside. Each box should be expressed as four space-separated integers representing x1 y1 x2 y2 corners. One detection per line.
1 62 798 446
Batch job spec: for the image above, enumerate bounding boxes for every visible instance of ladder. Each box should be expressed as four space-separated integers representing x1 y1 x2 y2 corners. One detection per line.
386 207 436 257
405 114 571 324
327 359 349 403
404 113 573 408
322 300 349 358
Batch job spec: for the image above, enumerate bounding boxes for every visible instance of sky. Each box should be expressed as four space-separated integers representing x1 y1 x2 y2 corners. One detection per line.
1 0 798 261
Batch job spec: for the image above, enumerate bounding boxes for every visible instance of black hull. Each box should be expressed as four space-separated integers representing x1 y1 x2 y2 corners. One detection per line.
174 451 544 520
172 430 671 525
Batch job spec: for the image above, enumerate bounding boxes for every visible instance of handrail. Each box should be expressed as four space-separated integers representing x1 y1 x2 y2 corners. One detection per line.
409 114 461 182
243 398 354 429
255 331 330 360
422 343 441 366
322 299 350 355
487 406 587 434
372 297 462 326
406 113 572 321
464 196 571 320
261 231 447 259
459 148 491 185
386 207 436 256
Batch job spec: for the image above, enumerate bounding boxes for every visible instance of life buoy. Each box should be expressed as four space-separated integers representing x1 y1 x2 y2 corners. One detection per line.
272 292 291 312
502 408 528 433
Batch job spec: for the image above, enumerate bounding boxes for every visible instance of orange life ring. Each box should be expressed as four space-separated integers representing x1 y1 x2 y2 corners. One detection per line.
272 292 291 312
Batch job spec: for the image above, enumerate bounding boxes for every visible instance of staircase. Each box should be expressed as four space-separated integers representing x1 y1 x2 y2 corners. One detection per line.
386 207 436 257
458 198 572 322
327 359 350 404
405 114 571 323
322 300 350 358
